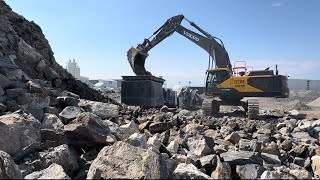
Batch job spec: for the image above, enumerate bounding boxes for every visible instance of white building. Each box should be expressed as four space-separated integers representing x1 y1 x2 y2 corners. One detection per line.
66 59 80 79
93 79 119 92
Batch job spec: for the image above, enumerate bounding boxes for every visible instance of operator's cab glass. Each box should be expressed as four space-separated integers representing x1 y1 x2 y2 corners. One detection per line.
206 70 230 88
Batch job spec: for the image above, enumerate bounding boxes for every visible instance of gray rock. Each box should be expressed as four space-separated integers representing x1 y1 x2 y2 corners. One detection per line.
0 150 22 179
147 133 162 149
79 99 118 119
178 109 190 116
16 93 50 109
172 154 188 163
220 150 263 166
64 112 115 147
44 106 59 115
289 169 312 179
224 132 241 144
280 139 293 151
41 113 64 132
311 155 320 178
211 156 231 179
173 163 212 179
292 131 317 144
0 86 4 96
0 103 6 114
289 144 305 157
125 133 147 149
149 122 169 134
200 154 216 172
6 100 20 112
39 129 68 151
38 144 78 176
59 106 84 124
0 111 41 155
184 123 204 135
25 163 70 179
26 80 48 95
187 136 211 157
160 105 168 113
87 141 162 179
220 126 234 138
239 139 251 151
5 88 27 98
261 142 280 156
24 107 44 120
0 73 11 88
249 139 262 153
167 139 179 154
260 153 281 165
236 164 264 179
115 121 140 140
260 171 282 179
57 96 79 107
159 158 178 179
0 56 19 70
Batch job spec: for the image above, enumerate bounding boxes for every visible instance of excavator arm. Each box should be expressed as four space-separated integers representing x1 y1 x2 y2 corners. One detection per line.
127 14 232 75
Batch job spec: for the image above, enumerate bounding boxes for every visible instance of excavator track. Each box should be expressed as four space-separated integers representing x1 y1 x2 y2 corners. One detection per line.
247 99 259 119
202 98 219 116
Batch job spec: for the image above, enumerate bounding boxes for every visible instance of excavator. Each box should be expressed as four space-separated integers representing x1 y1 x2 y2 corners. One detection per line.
127 14 289 118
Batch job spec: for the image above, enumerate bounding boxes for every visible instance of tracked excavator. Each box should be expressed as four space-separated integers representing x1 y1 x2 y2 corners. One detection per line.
127 14 289 118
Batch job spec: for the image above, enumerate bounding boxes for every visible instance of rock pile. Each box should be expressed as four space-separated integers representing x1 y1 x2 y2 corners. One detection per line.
0 1 319 179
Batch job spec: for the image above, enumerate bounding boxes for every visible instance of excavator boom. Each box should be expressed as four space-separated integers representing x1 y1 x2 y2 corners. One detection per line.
127 14 232 75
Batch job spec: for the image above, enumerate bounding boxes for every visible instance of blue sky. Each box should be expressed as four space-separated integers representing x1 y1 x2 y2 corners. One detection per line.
6 0 320 87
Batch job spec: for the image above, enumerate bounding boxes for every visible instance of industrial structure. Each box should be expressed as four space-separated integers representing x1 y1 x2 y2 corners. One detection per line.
66 59 80 79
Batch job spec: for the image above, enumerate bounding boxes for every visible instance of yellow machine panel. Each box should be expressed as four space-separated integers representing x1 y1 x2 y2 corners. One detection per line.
218 75 272 93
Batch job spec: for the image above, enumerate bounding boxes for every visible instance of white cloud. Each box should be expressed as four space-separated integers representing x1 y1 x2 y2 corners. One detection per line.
272 2 282 7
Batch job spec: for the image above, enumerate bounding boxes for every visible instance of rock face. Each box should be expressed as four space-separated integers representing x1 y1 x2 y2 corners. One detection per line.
0 1 108 102
87 141 162 179
0 111 41 155
0 151 22 179
24 163 70 179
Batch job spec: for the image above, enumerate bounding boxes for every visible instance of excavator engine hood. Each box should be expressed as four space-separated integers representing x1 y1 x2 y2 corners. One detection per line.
127 47 151 75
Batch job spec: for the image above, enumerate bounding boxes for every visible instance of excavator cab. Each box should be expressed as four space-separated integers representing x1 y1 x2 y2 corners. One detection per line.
206 68 232 89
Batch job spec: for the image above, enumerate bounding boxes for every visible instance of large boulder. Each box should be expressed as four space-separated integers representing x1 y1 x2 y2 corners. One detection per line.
87 141 162 179
0 150 22 179
211 156 231 179
59 106 84 124
125 133 147 149
64 112 115 147
236 164 265 179
220 150 263 166
41 113 64 132
37 144 79 176
187 135 211 157
311 155 320 178
24 163 70 179
108 121 139 141
79 99 118 119
0 111 41 155
173 163 212 179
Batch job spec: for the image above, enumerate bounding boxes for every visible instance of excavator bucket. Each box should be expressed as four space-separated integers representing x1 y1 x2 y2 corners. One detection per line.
127 47 151 75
